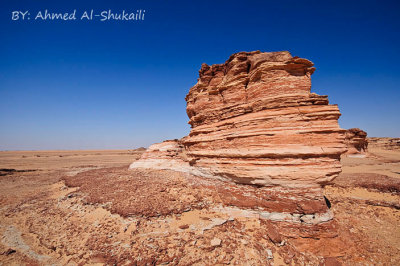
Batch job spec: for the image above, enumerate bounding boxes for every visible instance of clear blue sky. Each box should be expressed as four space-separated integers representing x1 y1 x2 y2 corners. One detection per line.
1 0 399 150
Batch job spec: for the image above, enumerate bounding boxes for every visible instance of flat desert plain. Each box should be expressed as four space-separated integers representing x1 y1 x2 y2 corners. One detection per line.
0 145 399 265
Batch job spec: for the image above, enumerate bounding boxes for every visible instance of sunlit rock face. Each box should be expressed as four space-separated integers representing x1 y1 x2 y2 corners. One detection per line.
181 51 346 188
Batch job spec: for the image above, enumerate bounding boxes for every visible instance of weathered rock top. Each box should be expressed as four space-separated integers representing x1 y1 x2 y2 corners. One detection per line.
185 51 318 128
345 128 368 154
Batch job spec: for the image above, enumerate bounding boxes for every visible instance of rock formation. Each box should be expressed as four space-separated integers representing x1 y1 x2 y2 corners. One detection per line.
130 51 347 230
344 128 368 154
132 51 346 186
368 137 400 150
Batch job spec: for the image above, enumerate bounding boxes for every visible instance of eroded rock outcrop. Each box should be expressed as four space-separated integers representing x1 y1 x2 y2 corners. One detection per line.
344 128 368 154
130 51 346 229
132 51 346 186
182 51 346 188
368 137 400 150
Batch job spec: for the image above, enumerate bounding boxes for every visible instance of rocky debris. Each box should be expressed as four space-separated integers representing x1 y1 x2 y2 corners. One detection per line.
368 137 400 150
333 173 400 194
64 167 204 218
65 166 337 240
344 128 368 154
323 182 400 265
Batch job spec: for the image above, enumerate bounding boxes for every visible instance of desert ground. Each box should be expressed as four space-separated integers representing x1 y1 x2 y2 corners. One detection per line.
0 141 399 265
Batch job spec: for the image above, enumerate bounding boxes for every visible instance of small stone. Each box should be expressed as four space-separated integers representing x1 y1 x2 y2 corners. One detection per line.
5 249 16 255
179 224 189 230
266 223 282 244
211 238 222 247
266 249 273 259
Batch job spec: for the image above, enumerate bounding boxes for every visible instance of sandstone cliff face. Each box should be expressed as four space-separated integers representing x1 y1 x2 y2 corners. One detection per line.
344 128 368 154
130 51 346 228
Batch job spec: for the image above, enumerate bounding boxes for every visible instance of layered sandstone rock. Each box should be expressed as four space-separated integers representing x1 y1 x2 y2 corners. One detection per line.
182 51 346 187
132 51 346 188
130 140 188 171
368 137 400 150
344 128 368 154
130 51 346 227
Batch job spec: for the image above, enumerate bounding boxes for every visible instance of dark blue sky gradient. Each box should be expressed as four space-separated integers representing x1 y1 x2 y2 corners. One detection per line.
1 0 399 150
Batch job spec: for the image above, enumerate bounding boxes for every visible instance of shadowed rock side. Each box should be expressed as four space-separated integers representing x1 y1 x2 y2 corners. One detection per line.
130 51 346 229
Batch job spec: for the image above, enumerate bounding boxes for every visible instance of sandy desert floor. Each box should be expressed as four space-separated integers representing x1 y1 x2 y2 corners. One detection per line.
0 146 399 265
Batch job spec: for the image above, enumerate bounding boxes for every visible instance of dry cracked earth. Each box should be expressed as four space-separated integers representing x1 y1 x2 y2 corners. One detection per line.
0 144 399 265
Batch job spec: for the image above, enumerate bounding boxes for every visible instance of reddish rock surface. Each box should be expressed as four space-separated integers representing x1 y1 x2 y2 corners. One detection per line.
344 128 368 154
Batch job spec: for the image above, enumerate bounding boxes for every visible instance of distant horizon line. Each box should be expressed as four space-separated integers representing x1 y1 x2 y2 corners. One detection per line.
1 135 399 152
